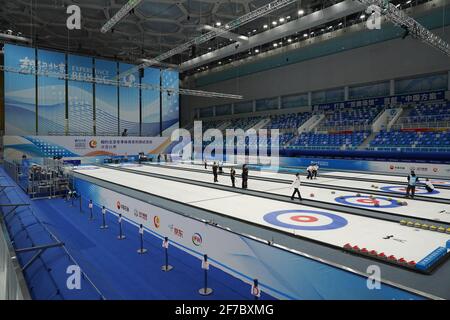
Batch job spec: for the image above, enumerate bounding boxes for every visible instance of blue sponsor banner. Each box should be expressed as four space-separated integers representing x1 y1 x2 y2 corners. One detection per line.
314 91 445 111
279 157 370 172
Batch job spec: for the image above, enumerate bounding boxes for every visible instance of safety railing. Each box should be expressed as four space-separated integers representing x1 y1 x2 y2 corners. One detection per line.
392 117 450 130
0 178 105 300
316 122 372 132
283 145 358 151
0 216 31 300
366 146 450 152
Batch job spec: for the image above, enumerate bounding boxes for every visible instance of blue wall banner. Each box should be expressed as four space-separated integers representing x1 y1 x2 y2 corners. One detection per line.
95 59 119 135
4 44 37 135
68 54 94 134
119 63 140 136
142 68 161 136
3 44 179 137
37 49 66 135
161 69 180 136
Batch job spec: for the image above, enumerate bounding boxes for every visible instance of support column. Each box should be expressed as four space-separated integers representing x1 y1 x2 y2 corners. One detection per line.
390 79 395 96
344 86 349 101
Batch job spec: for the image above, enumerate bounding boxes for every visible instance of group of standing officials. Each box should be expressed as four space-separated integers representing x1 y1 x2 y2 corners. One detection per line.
208 161 248 189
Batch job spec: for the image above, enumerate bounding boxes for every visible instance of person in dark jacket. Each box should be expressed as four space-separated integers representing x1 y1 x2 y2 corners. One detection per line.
242 164 249 189
212 162 219 182
230 168 236 187
406 170 419 199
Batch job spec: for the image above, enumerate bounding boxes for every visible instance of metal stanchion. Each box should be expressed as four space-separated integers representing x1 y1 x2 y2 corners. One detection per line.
117 214 126 240
161 237 173 272
100 206 108 229
88 200 94 220
198 254 213 296
251 279 261 300
137 224 147 254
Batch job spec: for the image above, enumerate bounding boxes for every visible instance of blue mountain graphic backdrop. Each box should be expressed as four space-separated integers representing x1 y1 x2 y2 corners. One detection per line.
4 44 178 136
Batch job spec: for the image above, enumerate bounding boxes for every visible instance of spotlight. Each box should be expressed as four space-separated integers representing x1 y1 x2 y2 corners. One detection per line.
298 9 304 16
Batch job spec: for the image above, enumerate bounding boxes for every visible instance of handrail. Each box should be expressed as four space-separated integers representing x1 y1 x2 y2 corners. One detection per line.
0 174 106 300
0 215 32 300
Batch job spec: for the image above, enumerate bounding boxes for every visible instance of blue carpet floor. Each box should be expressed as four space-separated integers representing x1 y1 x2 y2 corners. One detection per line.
0 168 275 300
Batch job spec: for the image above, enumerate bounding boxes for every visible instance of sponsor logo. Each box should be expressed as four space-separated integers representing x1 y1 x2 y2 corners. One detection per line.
89 140 97 148
192 233 203 246
74 138 87 149
168 224 184 238
116 201 129 212
153 216 160 228
134 209 148 221
389 165 407 171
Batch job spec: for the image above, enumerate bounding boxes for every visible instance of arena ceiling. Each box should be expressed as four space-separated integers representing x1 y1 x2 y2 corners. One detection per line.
0 1 344 60
0 0 432 73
